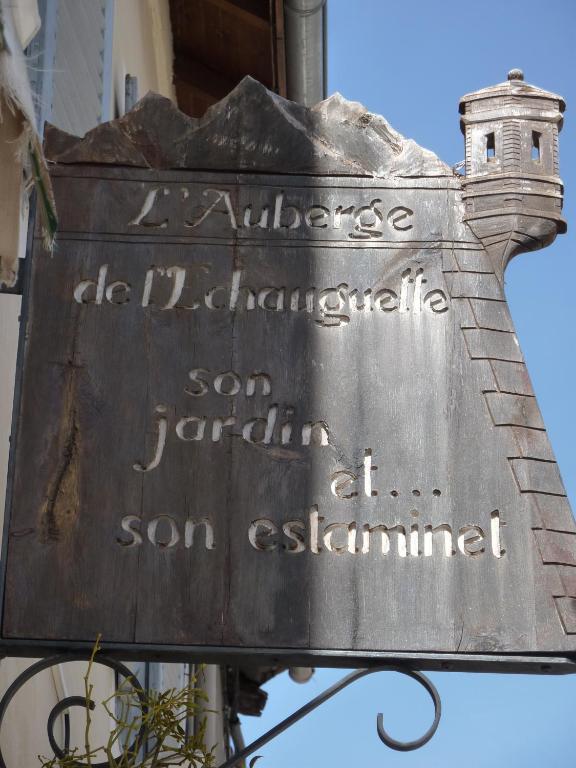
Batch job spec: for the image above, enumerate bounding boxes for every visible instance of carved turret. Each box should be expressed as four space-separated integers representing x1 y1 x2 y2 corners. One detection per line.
460 69 566 277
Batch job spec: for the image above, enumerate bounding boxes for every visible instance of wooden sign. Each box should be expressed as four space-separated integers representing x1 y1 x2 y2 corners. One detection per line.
2 76 575 669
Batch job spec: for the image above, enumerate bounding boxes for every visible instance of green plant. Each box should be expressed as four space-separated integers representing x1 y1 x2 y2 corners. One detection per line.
39 640 215 768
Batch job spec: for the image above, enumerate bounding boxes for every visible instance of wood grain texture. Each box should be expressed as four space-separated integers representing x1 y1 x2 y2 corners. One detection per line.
2 79 575 663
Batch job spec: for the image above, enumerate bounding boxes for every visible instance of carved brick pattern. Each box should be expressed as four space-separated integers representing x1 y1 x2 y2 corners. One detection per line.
444 246 576 633
465 132 472 177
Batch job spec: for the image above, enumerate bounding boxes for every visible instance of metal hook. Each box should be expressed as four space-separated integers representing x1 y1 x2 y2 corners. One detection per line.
376 669 441 751
47 696 96 758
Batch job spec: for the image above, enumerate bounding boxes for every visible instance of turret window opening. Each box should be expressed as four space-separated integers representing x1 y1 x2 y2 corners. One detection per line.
531 131 541 162
486 132 496 161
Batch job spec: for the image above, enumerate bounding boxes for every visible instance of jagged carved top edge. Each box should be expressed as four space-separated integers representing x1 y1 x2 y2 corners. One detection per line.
43 76 454 179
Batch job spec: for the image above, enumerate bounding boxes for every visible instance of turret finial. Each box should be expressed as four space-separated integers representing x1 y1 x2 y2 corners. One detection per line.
507 69 524 81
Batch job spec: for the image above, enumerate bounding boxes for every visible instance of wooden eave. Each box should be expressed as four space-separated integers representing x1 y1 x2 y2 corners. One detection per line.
169 0 286 117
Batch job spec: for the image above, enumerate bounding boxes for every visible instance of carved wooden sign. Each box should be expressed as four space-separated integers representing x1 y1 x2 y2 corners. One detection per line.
2 74 575 668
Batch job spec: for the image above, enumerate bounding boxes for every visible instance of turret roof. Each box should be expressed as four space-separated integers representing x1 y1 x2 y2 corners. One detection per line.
459 72 565 113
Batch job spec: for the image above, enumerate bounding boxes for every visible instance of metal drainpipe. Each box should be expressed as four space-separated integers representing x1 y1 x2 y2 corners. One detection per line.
284 0 327 106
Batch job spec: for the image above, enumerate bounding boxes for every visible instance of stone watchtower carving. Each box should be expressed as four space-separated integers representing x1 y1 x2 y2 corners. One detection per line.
460 69 566 276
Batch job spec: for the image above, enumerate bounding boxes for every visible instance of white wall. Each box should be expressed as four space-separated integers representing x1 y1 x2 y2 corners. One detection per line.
113 0 176 116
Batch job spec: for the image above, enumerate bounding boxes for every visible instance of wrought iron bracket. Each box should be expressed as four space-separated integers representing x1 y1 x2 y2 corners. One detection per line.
0 656 440 767
219 666 441 768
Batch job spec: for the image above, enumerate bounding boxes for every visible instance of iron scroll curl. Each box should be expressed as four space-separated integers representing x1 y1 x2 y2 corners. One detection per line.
0 653 147 768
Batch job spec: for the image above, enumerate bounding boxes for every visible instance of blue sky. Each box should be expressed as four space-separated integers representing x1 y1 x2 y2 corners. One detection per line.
241 1 576 765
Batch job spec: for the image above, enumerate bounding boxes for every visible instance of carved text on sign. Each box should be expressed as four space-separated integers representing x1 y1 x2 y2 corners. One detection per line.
117 508 506 559
133 367 330 472
120 446 507 559
246 508 506 558
73 265 449 326
129 186 415 240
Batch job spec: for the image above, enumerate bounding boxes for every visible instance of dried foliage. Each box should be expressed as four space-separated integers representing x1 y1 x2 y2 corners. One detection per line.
39 640 215 768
